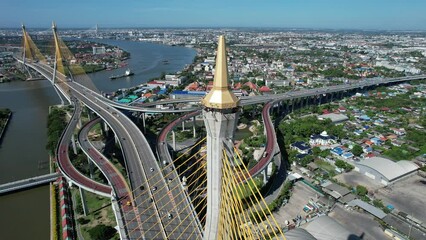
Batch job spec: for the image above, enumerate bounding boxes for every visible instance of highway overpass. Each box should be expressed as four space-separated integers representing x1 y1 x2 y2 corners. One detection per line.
21 59 203 239
0 172 61 195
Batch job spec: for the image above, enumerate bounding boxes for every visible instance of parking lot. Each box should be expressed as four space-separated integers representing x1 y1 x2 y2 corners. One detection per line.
273 181 321 225
375 174 426 223
329 204 389 240
334 171 382 191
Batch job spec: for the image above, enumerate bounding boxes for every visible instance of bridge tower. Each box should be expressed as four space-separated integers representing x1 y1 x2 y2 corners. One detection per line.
21 24 34 78
22 24 30 65
51 22 65 84
20 24 46 65
201 35 240 240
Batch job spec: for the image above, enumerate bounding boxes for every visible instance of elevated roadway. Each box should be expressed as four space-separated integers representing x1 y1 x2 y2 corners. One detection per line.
21 58 425 239
156 103 276 182
56 99 112 197
0 172 61 195
23 60 202 239
78 117 142 239
156 75 426 182
127 75 426 110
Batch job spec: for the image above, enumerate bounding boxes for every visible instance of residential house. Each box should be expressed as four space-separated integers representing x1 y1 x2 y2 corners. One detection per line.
331 147 344 156
309 131 336 146
291 141 311 154
391 128 406 136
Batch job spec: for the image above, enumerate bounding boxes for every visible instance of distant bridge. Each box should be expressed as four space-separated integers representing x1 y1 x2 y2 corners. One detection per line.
0 172 61 195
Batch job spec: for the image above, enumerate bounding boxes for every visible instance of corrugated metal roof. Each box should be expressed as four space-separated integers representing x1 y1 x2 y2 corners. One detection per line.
303 216 359 240
348 199 387 219
285 228 317 240
356 157 418 181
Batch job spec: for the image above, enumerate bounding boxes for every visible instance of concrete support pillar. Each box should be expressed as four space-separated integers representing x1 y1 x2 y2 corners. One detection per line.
87 107 94 121
182 120 185 131
87 156 94 179
286 100 290 114
263 166 268 183
136 113 141 124
142 113 146 134
77 117 82 129
101 121 109 137
114 135 119 146
172 130 176 151
193 116 196 138
71 134 78 155
79 187 89 216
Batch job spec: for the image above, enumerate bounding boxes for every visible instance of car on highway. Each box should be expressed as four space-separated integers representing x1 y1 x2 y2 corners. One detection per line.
150 167 154 172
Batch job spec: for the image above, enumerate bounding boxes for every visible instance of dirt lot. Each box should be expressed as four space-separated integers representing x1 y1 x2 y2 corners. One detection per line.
273 181 321 224
329 204 389 240
375 174 426 223
334 171 382 191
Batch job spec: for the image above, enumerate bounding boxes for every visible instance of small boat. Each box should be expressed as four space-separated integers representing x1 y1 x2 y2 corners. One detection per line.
110 69 134 80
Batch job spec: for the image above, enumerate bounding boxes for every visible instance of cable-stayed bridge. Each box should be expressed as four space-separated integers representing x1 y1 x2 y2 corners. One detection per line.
17 24 426 240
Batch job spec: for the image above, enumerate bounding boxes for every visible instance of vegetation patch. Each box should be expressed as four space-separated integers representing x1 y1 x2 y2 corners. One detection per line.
46 107 67 155
73 190 118 240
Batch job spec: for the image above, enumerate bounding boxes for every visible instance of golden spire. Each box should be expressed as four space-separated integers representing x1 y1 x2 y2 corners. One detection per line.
201 35 239 109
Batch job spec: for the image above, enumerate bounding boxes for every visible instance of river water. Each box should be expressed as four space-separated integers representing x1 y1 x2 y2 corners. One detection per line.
0 40 196 239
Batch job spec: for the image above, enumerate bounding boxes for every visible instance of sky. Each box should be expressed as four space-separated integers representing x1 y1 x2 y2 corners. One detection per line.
1 0 426 30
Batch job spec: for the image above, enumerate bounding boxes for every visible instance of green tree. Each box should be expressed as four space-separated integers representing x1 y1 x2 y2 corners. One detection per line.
319 150 330 158
312 147 321 156
335 160 354 172
356 185 368 197
88 224 116 240
352 144 363 156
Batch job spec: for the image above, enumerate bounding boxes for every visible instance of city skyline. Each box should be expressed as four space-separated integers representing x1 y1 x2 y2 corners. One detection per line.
1 0 426 30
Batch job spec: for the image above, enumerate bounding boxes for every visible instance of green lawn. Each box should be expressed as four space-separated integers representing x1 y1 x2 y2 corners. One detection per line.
72 190 118 240
315 160 336 173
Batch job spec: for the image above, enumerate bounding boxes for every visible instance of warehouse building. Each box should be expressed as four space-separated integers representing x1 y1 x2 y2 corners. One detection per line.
354 157 418 185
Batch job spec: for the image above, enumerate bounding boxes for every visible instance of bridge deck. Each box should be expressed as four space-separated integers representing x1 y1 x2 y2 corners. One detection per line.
0 172 61 195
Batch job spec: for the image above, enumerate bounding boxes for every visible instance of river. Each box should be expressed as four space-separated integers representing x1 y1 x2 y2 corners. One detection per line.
0 40 196 239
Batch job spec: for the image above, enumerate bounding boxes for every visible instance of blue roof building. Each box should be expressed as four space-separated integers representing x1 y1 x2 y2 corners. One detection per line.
170 90 207 99
331 147 344 156
371 137 382 145
359 115 371 121
342 152 354 159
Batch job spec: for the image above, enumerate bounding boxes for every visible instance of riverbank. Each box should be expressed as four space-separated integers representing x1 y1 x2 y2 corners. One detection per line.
0 109 12 145
0 40 195 240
